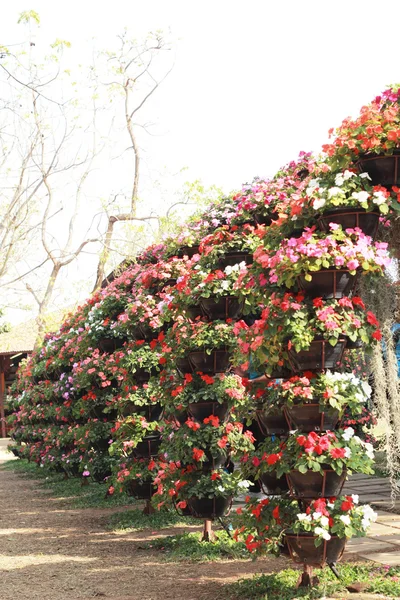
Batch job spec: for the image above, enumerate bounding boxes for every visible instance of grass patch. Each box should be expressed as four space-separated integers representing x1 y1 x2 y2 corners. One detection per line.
225 564 400 599
109 508 199 532
147 530 248 562
1 458 137 509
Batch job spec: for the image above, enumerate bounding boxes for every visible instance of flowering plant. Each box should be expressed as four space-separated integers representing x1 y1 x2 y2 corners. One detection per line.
175 262 248 303
322 85 400 167
121 339 162 377
197 224 259 267
109 415 160 457
234 293 382 373
254 371 371 417
165 318 237 358
109 456 162 493
161 418 255 465
253 226 391 289
254 429 375 478
292 495 377 545
305 169 396 216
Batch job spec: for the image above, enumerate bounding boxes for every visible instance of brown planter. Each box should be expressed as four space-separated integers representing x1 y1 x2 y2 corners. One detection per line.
259 471 289 495
318 208 380 239
200 296 244 321
298 269 358 299
175 357 194 375
218 251 253 269
98 337 126 353
133 367 158 384
255 409 289 435
126 480 154 500
188 350 232 374
357 152 400 188
177 244 200 258
288 338 347 372
287 468 347 498
187 495 232 519
133 435 161 458
188 401 229 422
184 304 205 320
122 403 163 421
286 534 346 567
284 404 340 433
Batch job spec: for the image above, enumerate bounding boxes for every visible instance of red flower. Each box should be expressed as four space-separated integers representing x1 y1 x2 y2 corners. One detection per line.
372 330 382 341
192 447 205 461
366 311 379 327
272 506 280 520
341 498 354 511
186 419 200 431
313 297 324 308
252 456 261 467
203 415 220 427
211 471 221 481
330 447 346 459
266 453 281 465
200 374 215 385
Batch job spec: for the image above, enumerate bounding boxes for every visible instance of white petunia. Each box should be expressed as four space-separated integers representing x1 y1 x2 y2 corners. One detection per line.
297 513 312 522
360 172 372 180
313 511 323 521
313 198 326 210
328 186 344 198
351 494 359 504
351 191 370 203
335 174 344 186
343 170 356 180
320 516 330 527
340 515 351 526
373 191 387 205
342 427 355 441
315 527 331 540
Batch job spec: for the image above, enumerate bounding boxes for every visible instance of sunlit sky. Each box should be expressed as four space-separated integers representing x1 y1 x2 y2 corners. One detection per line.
2 0 400 324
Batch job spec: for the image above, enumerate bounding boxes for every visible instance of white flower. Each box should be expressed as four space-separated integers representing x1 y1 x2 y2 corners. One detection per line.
328 186 343 198
315 527 331 540
351 191 370 203
360 172 372 180
340 515 351 526
344 447 352 458
313 198 326 210
335 174 344 186
306 179 320 194
364 442 375 459
297 513 312 522
221 280 230 291
373 191 387 205
217 485 225 493
351 494 359 504
327 502 335 509
343 170 355 180
320 516 330 527
313 511 323 521
342 427 355 441
361 380 372 398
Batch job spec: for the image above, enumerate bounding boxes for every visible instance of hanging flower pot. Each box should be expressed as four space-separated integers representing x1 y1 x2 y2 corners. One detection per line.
201 450 228 470
357 152 400 188
175 357 194 375
188 350 232 374
284 405 340 433
130 323 160 342
133 434 162 458
185 304 205 320
173 499 193 517
298 269 358 299
286 533 346 567
200 296 244 321
177 244 200 258
345 336 364 349
98 337 126 353
287 468 347 498
126 480 155 500
188 401 229 422
92 469 112 483
122 403 163 422
255 408 289 435
133 367 158 384
218 251 253 270
318 208 380 239
187 495 232 519
259 471 289 495
288 338 347 372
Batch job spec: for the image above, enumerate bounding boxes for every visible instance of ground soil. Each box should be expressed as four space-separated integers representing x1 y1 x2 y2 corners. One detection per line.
0 462 289 600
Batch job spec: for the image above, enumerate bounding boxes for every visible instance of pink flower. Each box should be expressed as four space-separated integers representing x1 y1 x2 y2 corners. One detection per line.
347 259 359 271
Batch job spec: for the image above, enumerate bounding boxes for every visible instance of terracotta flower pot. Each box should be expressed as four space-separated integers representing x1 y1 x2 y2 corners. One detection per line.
188 350 232 374
200 296 244 321
259 471 289 495
298 269 358 299
255 409 289 435
284 404 340 433
188 401 229 422
187 495 232 519
288 338 347 372
286 533 346 567
357 152 400 188
287 468 347 498
318 208 380 239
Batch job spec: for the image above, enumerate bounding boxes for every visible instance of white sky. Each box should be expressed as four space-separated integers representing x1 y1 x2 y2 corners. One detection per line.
2 0 400 324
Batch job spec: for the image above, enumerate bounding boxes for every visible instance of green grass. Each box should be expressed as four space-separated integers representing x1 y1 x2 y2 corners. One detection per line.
108 508 199 532
1 459 137 509
225 564 400 599
147 530 248 562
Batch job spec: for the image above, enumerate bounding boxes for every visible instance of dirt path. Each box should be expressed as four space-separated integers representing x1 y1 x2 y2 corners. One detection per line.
0 459 287 600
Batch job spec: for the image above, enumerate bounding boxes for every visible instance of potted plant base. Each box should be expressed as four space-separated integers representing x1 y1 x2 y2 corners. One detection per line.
177 244 200 258
175 357 194 375
188 401 229 422
200 296 244 321
286 533 346 567
287 469 346 498
288 338 347 372
133 435 162 458
298 269 357 299
188 350 232 374
187 495 232 519
357 151 400 188
256 409 289 435
284 405 340 433
318 208 380 239
126 480 155 500
98 337 126 353
259 471 289 495
122 402 163 421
